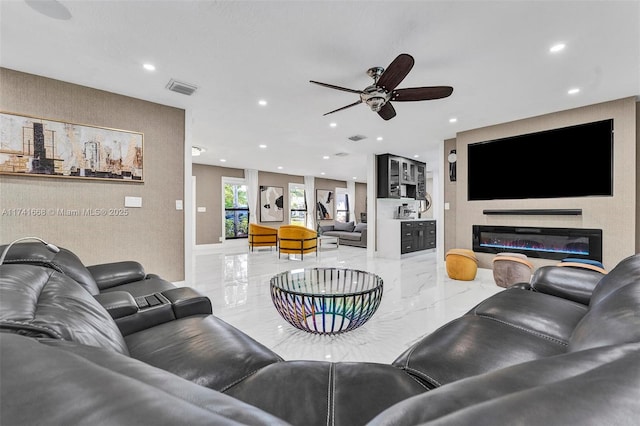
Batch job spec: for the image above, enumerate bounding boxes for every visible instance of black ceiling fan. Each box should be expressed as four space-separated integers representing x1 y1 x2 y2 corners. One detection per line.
310 53 453 121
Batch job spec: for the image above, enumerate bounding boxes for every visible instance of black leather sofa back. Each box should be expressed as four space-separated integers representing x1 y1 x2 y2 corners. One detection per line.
369 342 640 425
569 281 640 352
0 242 176 297
0 242 101 295
0 264 129 354
590 252 640 306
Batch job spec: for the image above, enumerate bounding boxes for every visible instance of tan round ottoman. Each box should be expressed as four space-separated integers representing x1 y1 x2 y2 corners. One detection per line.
446 249 478 281
492 252 534 288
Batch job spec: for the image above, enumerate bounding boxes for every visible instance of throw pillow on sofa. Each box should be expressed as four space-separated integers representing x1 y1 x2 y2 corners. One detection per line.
334 221 355 232
354 223 367 233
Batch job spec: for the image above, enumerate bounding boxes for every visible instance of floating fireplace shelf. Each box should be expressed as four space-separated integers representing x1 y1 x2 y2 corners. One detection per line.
482 209 582 216
472 225 602 261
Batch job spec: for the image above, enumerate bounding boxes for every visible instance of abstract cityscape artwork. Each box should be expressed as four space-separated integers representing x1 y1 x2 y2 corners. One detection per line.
0 112 144 182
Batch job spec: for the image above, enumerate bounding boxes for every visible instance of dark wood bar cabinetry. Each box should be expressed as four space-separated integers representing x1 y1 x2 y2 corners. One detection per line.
400 220 436 254
377 154 426 200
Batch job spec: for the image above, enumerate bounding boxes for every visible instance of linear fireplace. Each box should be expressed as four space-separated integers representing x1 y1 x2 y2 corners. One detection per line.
472 225 603 261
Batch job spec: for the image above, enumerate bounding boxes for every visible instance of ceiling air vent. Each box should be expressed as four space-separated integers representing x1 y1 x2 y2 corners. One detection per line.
334 152 349 157
347 134 367 142
166 79 198 96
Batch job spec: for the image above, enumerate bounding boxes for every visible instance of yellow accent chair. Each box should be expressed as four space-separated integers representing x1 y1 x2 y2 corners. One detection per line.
445 248 479 281
277 225 318 259
248 223 278 252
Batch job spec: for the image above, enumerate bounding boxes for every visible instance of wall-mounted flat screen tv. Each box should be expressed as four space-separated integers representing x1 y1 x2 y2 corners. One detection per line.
467 119 613 201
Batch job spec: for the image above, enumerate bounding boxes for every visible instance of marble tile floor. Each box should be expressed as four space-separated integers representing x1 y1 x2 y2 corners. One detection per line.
191 240 503 364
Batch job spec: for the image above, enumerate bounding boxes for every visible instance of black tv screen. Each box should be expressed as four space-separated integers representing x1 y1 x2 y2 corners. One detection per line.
467 119 613 201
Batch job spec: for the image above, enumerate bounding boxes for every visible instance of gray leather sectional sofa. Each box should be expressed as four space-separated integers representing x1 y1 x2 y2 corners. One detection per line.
1 242 639 425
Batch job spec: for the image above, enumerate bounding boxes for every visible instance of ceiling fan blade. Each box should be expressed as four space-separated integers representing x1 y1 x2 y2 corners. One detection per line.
310 80 362 94
391 86 454 102
323 100 363 116
376 54 415 91
377 102 396 121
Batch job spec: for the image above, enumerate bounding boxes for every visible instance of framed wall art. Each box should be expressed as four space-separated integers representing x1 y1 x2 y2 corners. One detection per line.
316 189 334 220
260 185 284 222
0 111 144 182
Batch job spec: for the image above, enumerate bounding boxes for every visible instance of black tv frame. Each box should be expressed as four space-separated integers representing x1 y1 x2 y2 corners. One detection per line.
467 119 614 201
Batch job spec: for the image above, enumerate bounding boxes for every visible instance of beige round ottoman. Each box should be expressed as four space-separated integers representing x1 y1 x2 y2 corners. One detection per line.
492 252 534 288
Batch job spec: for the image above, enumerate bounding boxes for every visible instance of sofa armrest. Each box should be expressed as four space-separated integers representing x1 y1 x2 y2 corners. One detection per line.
530 265 604 305
162 287 212 318
87 261 146 290
318 225 334 235
93 291 138 319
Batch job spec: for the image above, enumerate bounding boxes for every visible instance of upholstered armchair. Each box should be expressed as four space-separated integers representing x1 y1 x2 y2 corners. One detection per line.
248 223 278 251
277 225 318 259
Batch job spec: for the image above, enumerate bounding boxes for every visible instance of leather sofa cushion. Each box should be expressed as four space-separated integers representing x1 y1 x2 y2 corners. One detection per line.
0 333 289 426
125 315 283 391
224 360 427 426
370 342 640 425
469 288 588 342
570 281 640 352
392 315 566 387
86 261 146 290
0 264 128 355
1 242 101 295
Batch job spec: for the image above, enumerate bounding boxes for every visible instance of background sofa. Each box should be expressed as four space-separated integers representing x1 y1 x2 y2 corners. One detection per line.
319 221 367 247
1 241 639 425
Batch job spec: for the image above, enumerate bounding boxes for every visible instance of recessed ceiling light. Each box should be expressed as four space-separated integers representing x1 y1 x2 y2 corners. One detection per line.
322 155 330 160
258 99 268 106
277 166 283 170
352 176 357 180
413 154 420 158
143 63 156 71
376 136 383 141
259 144 267 149
320 172 326 175
549 43 566 53
568 88 580 95
449 117 458 123
220 159 227 162
329 122 337 128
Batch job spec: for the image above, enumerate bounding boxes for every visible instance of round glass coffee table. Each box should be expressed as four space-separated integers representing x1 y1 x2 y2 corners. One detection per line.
270 268 384 334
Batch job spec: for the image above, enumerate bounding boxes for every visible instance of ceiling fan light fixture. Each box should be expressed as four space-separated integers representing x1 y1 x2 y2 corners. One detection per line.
366 97 386 112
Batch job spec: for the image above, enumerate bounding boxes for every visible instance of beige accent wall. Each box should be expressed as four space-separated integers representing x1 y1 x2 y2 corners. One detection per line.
450 97 636 270
192 164 243 244
0 68 185 281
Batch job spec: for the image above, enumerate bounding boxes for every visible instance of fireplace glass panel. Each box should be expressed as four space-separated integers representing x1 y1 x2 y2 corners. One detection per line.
472 226 602 261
